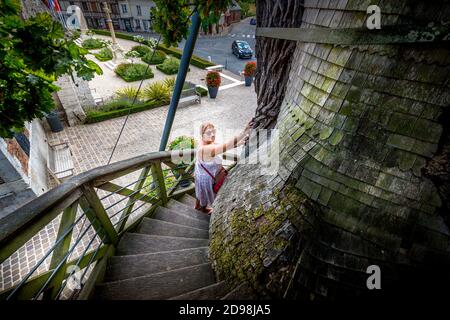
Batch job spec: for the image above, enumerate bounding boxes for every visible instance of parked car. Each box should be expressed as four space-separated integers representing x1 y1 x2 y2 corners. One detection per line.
231 40 253 59
250 18 256 25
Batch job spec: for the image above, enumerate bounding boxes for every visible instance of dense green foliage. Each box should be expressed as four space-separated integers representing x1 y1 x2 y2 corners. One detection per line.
151 0 233 47
115 63 154 82
81 38 106 49
156 56 182 75
196 86 208 97
142 81 171 103
142 50 167 65
0 0 101 137
131 45 151 57
94 47 113 61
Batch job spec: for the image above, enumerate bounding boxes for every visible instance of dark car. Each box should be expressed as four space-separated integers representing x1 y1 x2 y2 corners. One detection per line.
232 40 253 59
250 18 256 25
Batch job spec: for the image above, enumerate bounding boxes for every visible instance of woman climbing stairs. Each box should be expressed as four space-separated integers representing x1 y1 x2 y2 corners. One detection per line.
93 194 245 300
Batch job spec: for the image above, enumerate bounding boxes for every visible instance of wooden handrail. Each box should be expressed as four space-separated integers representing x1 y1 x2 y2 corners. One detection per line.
0 150 194 248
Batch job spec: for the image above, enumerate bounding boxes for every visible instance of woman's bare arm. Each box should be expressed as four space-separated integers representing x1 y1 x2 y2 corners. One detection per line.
201 121 253 158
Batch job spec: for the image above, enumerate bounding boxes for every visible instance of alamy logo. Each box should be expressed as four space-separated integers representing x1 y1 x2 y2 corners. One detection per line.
366 5 381 29
66 5 82 30
66 265 82 290
366 265 381 289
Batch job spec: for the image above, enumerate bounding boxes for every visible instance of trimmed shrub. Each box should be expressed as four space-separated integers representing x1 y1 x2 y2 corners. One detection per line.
82 38 106 49
196 86 208 97
156 56 181 75
115 63 154 82
142 50 167 65
94 47 113 61
131 45 151 57
156 44 215 69
85 100 163 124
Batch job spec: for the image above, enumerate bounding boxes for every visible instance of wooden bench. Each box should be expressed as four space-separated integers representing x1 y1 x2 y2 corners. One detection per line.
47 142 74 182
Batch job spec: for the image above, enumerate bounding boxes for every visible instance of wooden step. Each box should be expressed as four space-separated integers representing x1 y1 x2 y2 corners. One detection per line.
221 283 257 300
153 206 209 230
104 247 209 282
116 233 209 256
94 263 215 300
166 199 210 222
137 218 209 239
169 281 229 300
179 193 197 208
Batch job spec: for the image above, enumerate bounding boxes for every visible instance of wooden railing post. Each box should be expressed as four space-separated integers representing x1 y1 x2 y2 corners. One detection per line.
42 201 78 299
151 161 168 205
80 185 118 245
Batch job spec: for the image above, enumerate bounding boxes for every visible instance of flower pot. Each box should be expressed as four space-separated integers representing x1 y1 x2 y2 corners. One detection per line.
244 76 253 87
208 86 219 99
45 112 64 132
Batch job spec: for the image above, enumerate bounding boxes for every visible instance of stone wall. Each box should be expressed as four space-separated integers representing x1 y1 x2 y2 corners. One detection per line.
210 0 450 300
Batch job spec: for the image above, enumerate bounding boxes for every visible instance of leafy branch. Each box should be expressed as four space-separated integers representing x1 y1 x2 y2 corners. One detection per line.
0 0 102 137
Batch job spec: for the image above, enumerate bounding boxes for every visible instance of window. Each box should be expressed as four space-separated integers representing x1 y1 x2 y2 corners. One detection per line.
111 4 119 15
135 19 141 29
121 4 128 14
136 5 142 16
90 2 98 12
81 2 88 11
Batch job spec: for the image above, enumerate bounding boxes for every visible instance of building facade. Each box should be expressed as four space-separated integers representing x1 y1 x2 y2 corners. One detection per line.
58 0 155 32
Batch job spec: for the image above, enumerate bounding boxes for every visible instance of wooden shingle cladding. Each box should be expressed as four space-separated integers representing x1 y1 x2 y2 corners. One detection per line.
210 0 450 299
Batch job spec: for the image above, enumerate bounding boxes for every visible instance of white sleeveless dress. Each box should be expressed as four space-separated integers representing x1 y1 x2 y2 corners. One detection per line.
194 150 222 207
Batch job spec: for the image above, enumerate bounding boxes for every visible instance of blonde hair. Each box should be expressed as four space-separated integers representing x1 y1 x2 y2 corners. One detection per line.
199 122 215 138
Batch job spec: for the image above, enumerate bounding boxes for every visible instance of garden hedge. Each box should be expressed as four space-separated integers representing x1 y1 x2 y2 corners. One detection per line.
92 30 216 69
85 100 162 124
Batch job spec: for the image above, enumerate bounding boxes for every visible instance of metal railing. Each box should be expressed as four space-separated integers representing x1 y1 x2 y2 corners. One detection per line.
0 149 238 300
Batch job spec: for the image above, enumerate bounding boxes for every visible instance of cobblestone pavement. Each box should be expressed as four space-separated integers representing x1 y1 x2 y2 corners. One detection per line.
0 71 257 296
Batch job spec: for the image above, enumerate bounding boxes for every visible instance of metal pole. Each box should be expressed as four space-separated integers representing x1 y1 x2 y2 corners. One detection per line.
159 9 201 151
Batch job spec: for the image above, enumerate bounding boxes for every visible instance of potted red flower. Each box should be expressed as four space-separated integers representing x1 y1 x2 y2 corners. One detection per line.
206 71 221 98
243 61 257 87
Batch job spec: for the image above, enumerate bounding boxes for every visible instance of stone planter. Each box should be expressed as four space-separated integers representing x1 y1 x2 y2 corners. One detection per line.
245 76 253 87
208 86 219 99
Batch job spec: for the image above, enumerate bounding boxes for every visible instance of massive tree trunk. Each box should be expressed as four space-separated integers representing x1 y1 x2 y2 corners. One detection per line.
253 0 304 129
210 0 450 300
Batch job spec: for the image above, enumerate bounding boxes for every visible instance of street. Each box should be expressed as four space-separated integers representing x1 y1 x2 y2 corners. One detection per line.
180 17 257 75
131 18 257 76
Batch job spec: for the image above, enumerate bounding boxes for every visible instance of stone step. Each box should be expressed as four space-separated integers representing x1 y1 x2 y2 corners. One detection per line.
166 199 210 222
137 218 209 239
104 247 209 282
153 206 209 230
116 233 209 256
95 263 215 300
179 193 197 208
168 281 229 300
